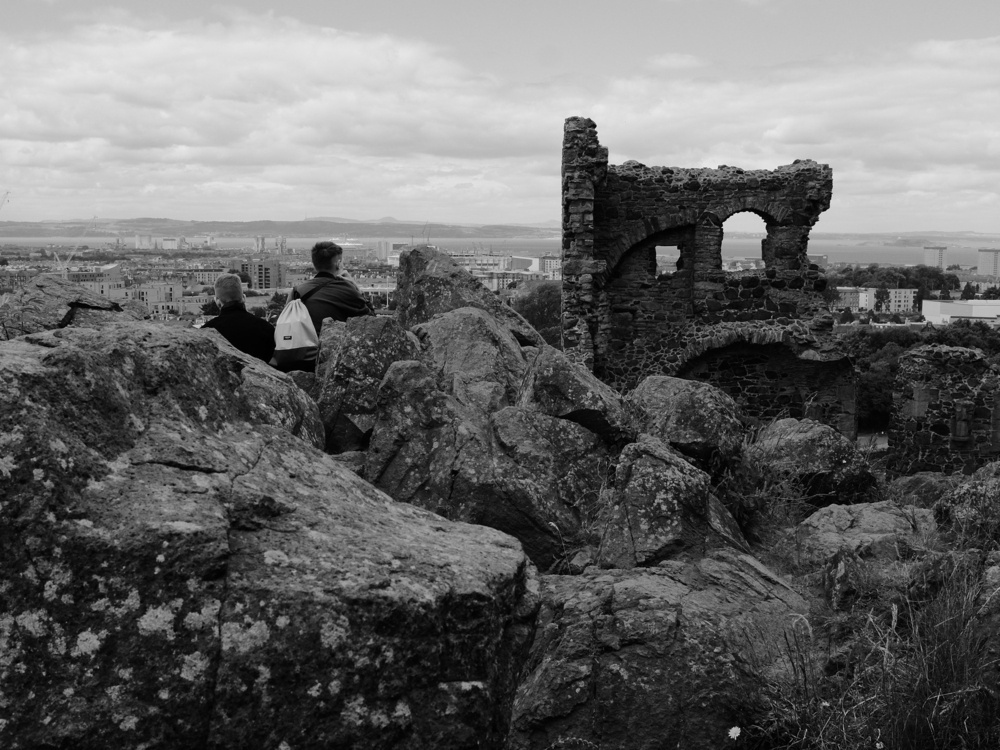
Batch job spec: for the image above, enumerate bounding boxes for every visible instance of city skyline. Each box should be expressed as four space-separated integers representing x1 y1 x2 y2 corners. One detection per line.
1 0 999 233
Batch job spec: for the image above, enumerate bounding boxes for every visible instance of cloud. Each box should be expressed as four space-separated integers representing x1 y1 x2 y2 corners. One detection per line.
646 53 705 70
0 15 998 231
0 13 577 221
587 36 1000 230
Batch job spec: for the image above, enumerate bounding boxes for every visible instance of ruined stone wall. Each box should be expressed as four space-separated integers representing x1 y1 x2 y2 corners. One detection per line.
678 343 856 437
561 116 854 434
887 345 1000 476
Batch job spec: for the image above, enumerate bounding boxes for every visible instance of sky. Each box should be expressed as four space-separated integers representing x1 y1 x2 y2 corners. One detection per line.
1 0 999 233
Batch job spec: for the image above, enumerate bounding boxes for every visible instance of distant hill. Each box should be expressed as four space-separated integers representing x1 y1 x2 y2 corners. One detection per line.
0 217 559 239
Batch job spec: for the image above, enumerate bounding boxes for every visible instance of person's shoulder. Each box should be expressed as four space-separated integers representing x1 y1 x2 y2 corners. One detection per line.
201 317 220 329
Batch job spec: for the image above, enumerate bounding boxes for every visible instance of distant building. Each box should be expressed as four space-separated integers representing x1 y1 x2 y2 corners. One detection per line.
0 268 38 291
540 255 561 278
135 234 153 250
978 248 1000 278
177 268 226 286
836 287 868 312
190 235 216 248
240 259 285 290
924 246 947 269
40 263 125 297
835 286 917 313
922 300 1000 325
882 287 918 313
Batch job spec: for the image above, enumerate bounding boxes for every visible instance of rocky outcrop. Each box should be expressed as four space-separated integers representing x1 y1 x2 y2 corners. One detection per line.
366 359 610 569
598 436 748 569
783 501 936 568
0 274 147 339
507 551 809 750
315 315 420 453
627 375 746 469
414 307 529 409
886 471 959 509
0 323 322 460
395 246 544 346
0 323 537 749
517 345 633 445
746 418 877 507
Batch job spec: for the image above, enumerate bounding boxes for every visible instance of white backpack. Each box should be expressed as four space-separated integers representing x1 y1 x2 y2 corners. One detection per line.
270 282 330 369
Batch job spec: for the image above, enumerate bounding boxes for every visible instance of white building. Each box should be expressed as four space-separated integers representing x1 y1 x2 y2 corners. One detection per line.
921 300 1000 325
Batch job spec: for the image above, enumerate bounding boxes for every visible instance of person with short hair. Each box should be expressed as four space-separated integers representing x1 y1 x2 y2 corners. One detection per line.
201 273 275 362
290 241 373 336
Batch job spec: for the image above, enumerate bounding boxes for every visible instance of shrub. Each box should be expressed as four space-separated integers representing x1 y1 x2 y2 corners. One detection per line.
513 281 561 334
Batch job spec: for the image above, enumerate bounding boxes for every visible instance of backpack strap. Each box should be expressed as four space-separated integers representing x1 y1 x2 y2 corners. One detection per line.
296 279 335 303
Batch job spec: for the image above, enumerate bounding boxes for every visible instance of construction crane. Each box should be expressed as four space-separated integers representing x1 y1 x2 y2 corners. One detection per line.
53 215 98 271
0 192 9 213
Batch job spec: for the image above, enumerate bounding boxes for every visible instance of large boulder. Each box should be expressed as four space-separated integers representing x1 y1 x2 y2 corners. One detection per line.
745 418 878 507
0 275 147 339
627 376 746 469
395 246 544 346
598 436 748 569
366 361 611 569
315 315 420 453
414 307 528 409
0 323 322 458
783 501 936 567
0 324 538 750
507 551 809 750
517 345 633 445
886 471 959 509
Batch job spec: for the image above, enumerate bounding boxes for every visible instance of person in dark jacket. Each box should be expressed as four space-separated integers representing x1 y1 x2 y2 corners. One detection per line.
291 241 374 335
201 273 275 362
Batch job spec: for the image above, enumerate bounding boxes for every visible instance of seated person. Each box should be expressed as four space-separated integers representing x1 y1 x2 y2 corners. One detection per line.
201 273 275 362
291 241 374 336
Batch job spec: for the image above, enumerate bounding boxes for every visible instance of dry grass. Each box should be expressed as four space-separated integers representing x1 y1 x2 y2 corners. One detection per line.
740 562 1000 750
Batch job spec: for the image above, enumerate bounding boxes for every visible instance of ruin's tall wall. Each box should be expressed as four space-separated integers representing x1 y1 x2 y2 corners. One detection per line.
888 345 1000 476
561 116 854 435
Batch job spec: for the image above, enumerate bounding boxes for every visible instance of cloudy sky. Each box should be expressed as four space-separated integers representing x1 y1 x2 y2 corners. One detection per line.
1 0 998 232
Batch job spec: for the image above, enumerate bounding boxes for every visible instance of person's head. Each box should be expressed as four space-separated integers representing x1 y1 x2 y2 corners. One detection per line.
311 241 344 273
214 273 244 306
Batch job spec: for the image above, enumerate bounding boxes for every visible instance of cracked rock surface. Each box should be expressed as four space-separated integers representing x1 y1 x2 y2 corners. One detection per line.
506 550 808 750
0 323 537 749
0 274 148 340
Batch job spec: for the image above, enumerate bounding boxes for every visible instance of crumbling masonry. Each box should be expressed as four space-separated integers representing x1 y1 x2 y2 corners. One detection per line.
561 117 856 436
888 345 1000 476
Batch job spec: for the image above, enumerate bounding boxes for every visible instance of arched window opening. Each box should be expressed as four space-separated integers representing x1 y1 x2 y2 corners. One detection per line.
721 211 769 271
655 245 681 276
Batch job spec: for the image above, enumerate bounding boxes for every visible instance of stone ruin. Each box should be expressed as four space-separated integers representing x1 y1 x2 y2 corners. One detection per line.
888 344 1000 476
560 116 856 436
